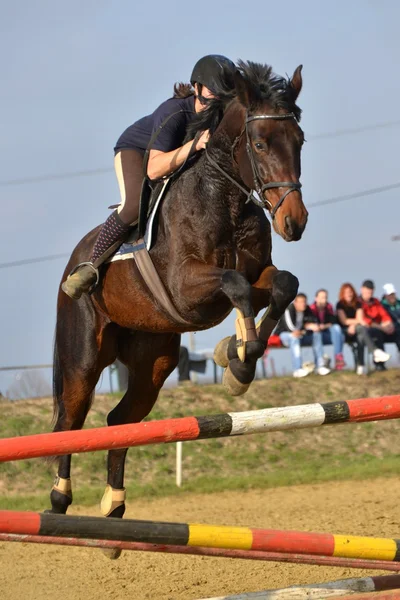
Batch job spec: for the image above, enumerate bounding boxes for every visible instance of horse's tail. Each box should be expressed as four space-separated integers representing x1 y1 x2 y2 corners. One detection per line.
52 327 65 433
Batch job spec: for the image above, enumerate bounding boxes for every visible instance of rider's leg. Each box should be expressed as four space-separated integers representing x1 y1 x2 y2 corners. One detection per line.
62 149 143 299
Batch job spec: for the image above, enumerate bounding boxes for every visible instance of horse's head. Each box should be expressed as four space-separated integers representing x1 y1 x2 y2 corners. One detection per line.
232 62 308 242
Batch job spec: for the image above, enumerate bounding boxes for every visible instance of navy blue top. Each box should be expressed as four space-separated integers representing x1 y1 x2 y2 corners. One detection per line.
114 95 196 155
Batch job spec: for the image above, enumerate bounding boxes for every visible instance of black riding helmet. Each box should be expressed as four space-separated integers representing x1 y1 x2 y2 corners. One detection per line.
190 54 236 94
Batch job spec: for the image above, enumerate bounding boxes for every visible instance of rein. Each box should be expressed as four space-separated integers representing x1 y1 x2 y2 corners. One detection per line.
206 111 302 218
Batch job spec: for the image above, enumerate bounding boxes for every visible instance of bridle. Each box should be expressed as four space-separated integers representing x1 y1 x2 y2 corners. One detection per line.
205 111 302 219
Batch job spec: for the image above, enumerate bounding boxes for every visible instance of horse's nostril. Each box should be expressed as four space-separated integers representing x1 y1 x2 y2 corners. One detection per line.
285 216 293 235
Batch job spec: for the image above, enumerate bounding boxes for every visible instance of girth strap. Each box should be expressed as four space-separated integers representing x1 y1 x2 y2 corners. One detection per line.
131 239 191 326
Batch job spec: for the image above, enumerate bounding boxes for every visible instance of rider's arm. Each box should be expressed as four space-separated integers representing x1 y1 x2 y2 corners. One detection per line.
147 131 209 180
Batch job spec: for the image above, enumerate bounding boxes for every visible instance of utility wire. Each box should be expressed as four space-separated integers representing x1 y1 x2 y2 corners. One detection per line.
307 119 400 140
307 181 400 208
0 253 70 269
0 180 399 270
0 167 112 187
1 119 400 187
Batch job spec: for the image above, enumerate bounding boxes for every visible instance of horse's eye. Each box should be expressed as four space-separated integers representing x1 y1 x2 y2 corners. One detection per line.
254 142 265 151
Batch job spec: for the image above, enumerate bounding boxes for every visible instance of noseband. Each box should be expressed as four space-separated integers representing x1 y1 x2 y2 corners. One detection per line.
205 111 302 219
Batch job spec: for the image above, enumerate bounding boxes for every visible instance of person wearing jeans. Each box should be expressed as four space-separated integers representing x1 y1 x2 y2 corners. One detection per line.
275 293 331 378
337 282 390 375
309 289 345 370
359 280 393 371
381 283 400 352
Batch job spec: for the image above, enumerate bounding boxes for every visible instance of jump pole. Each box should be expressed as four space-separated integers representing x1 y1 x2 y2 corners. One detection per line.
323 592 400 600
3 533 400 572
1 511 400 563
0 395 399 462
197 574 400 600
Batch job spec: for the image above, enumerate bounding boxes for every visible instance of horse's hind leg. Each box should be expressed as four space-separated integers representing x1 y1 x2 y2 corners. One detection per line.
49 296 118 514
49 371 100 514
100 330 180 559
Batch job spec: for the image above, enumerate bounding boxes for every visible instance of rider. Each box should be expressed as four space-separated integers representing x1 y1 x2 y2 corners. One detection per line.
62 54 236 300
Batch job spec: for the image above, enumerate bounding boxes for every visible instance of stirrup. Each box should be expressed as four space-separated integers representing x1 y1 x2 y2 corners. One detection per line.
68 261 100 293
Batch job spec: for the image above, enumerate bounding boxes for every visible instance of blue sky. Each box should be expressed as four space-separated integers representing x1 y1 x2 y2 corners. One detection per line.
1 1 399 396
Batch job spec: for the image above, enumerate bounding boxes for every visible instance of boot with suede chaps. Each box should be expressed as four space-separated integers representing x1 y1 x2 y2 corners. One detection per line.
61 211 131 300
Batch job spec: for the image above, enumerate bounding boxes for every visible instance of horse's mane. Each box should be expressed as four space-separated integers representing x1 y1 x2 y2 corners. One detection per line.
186 60 302 140
238 60 302 121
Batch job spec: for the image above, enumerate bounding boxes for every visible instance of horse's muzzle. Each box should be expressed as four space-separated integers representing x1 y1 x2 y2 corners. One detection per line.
283 215 307 241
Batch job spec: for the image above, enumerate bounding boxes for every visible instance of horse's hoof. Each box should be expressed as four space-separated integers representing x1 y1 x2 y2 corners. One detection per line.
223 365 250 396
214 337 231 368
102 548 122 560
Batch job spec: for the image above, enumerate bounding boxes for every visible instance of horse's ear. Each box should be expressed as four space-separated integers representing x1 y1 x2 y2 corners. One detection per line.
290 65 303 100
234 69 252 107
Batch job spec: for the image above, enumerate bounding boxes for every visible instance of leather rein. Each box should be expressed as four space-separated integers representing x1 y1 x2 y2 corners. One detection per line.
205 111 302 218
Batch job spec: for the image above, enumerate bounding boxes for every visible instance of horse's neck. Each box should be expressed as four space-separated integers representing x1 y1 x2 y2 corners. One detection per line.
193 103 247 218
209 101 245 157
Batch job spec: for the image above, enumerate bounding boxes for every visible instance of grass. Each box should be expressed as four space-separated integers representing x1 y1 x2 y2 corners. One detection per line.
1 370 400 510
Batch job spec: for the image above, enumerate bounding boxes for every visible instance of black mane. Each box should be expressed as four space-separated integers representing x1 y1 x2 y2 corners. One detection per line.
186 60 301 141
237 60 302 121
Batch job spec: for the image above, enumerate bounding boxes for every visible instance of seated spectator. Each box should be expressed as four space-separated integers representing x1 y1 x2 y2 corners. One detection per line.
178 346 190 382
275 293 331 378
336 283 388 375
359 280 393 371
309 289 345 370
381 283 400 352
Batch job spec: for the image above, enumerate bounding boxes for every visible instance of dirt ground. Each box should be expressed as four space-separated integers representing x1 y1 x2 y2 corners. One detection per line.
1 478 400 600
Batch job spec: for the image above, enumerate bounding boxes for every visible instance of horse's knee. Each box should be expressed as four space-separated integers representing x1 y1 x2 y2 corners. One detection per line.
271 271 299 314
221 271 253 313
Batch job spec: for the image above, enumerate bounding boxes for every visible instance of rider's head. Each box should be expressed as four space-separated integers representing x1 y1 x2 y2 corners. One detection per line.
190 55 236 103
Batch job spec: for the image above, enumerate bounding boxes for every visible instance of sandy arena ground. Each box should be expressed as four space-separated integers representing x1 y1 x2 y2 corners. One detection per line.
1 478 399 600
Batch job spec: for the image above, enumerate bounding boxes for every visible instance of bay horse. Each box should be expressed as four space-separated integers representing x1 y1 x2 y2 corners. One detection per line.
50 61 308 555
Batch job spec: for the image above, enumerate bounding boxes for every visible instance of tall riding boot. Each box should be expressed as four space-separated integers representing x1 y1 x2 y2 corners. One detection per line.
62 211 131 300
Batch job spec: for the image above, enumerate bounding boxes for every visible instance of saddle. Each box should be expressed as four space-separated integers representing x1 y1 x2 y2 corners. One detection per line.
107 177 190 326
109 178 169 251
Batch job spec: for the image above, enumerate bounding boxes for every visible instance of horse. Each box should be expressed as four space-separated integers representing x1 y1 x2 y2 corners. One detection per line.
49 61 308 555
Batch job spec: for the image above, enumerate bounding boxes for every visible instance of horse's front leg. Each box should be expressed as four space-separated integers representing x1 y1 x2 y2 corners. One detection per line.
219 270 268 395
253 267 299 342
175 263 265 395
214 267 299 383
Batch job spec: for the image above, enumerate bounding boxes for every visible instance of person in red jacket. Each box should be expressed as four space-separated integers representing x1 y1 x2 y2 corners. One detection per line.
359 280 393 371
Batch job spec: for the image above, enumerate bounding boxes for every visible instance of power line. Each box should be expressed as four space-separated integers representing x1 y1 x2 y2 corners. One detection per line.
307 182 400 208
1 119 400 187
0 179 399 270
0 253 70 269
0 167 112 187
307 119 400 140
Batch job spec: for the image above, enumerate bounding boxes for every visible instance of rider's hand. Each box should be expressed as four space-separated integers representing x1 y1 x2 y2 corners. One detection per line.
196 130 210 151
